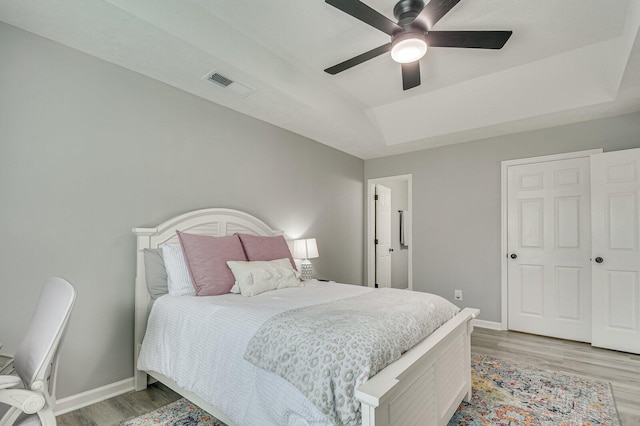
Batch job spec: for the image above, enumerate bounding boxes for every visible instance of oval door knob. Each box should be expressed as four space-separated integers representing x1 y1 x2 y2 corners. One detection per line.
510 253 517 259
595 257 604 263
389 248 394 252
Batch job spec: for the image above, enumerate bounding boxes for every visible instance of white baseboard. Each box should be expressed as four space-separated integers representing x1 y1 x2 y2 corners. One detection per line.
55 377 134 415
472 319 504 330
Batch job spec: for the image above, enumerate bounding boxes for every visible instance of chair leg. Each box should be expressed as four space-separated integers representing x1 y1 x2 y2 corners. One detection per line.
0 358 15 375
0 401 57 426
38 408 56 426
37 408 56 426
0 406 21 426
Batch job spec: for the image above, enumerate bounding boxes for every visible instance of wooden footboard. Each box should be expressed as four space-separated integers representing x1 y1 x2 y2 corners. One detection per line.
356 308 479 426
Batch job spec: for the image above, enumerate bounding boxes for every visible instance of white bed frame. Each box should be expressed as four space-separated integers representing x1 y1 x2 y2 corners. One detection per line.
133 208 479 426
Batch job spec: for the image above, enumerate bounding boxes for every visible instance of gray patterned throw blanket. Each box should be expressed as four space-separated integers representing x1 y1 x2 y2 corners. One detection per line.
244 288 460 426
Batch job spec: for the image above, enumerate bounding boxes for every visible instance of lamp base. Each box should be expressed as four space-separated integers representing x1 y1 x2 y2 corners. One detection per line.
300 259 313 281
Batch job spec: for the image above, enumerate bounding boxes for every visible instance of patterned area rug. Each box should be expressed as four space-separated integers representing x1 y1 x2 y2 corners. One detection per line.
122 353 619 425
450 353 620 425
121 398 227 426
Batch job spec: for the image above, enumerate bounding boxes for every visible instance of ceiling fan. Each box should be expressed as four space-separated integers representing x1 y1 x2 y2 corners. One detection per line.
324 0 513 90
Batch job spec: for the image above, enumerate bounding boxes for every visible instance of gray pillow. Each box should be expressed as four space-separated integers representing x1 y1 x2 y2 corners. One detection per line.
143 248 168 301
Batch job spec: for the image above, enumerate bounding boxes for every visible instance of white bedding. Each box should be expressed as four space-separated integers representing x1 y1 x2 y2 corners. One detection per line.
138 281 372 426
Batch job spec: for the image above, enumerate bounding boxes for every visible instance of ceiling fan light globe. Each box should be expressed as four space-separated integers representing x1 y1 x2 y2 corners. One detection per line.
391 36 427 63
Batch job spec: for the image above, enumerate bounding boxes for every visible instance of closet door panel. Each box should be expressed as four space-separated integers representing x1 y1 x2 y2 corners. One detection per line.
507 157 592 342
591 148 640 354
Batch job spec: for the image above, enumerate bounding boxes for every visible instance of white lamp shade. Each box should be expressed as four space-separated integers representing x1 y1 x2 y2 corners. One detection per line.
293 238 319 259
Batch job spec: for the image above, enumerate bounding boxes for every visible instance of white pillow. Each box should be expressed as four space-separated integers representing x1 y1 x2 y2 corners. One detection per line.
162 244 196 296
227 258 301 297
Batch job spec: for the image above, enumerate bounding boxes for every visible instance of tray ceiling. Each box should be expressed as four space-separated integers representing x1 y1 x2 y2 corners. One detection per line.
1 0 639 159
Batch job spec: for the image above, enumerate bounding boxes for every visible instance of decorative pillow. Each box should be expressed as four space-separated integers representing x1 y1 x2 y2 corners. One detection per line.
177 231 247 296
162 244 196 296
236 234 297 271
143 248 168 300
227 258 302 297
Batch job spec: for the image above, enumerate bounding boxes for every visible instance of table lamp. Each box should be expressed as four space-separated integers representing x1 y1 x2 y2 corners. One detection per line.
293 238 319 281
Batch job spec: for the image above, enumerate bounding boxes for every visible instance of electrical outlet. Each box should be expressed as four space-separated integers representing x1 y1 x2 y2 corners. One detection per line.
454 289 462 301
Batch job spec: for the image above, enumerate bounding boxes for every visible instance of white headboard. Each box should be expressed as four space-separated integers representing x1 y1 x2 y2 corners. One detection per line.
132 208 282 389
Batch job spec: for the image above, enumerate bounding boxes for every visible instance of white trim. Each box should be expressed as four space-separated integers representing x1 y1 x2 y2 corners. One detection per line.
500 149 603 329
367 181 375 287
54 377 134 415
501 149 603 169
366 174 413 290
472 319 504 331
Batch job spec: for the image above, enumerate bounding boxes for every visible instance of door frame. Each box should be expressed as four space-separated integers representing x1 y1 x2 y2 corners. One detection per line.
500 149 602 329
367 174 413 289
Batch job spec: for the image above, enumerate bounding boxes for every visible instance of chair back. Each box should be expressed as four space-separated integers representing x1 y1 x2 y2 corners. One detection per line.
14 278 76 394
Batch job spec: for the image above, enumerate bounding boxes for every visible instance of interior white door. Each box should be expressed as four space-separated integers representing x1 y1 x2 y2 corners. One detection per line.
376 184 392 288
507 157 592 342
591 148 640 354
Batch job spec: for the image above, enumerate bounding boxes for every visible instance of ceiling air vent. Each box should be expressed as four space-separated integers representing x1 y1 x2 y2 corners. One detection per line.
209 72 233 87
204 70 256 97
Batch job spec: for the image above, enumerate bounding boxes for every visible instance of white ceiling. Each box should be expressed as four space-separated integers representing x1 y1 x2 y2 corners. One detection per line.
2 0 640 159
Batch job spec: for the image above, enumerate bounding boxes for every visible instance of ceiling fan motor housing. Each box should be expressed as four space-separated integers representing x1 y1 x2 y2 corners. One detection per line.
391 0 428 64
393 0 426 28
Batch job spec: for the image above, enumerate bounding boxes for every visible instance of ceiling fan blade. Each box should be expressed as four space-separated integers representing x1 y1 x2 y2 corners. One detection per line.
401 62 421 90
325 43 392 75
426 30 512 49
413 0 461 30
325 0 402 36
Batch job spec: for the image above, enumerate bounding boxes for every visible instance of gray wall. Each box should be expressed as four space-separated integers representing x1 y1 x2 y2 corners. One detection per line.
0 22 364 399
365 112 640 322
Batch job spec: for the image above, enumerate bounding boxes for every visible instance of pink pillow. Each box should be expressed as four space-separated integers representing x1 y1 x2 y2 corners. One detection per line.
236 234 297 271
177 231 247 296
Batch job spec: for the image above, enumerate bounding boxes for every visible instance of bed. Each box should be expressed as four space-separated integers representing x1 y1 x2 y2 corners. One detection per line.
133 208 479 426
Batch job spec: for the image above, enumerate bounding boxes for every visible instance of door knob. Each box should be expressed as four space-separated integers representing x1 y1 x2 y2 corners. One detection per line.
595 257 604 263
389 248 394 253
510 253 517 259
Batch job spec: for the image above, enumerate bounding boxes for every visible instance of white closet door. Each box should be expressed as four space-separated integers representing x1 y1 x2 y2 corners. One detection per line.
591 148 640 354
507 157 592 342
375 184 392 288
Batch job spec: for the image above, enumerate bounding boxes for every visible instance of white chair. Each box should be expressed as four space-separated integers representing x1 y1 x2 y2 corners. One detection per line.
0 278 76 426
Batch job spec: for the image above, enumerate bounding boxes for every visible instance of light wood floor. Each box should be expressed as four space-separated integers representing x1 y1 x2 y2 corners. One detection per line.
471 328 640 425
56 382 181 426
56 328 640 425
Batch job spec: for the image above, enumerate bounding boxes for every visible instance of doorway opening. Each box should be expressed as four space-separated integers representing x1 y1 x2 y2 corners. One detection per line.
367 175 412 289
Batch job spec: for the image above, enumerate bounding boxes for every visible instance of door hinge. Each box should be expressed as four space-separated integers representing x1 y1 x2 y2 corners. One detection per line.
374 194 379 200
374 239 378 244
